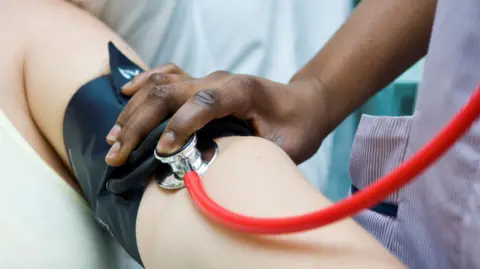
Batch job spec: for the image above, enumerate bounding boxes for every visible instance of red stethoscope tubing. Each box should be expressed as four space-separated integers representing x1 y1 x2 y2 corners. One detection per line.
184 85 480 234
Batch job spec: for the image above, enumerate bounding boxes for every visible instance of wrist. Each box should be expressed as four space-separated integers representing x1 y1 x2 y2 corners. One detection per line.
288 75 334 138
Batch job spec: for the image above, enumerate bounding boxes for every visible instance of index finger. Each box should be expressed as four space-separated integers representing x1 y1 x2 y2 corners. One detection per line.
106 73 187 145
121 63 190 95
105 80 198 165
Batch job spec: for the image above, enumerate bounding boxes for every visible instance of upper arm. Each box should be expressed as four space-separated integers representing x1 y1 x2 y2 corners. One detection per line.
137 136 405 269
9 0 148 165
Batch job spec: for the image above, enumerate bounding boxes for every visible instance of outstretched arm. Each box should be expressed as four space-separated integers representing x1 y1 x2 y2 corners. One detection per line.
292 0 437 132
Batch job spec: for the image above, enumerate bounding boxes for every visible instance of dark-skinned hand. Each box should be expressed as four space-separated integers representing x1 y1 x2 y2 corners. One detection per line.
104 63 330 166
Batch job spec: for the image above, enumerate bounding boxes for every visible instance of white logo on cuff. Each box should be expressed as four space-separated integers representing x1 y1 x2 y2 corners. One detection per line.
118 67 140 80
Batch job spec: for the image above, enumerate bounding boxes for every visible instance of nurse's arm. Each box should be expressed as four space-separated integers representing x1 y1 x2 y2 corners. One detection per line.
292 0 437 133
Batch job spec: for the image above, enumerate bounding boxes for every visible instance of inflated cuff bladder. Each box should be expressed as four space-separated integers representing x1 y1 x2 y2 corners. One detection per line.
63 42 252 265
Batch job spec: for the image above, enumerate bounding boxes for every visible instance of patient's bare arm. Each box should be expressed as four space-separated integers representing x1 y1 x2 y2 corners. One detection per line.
4 1 405 268
137 136 405 269
19 0 147 168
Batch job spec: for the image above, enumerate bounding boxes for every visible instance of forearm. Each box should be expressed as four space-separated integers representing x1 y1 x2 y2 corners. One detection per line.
292 0 436 133
137 136 405 269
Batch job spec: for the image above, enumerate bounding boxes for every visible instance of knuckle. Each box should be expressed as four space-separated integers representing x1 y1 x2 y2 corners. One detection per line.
147 84 172 102
192 89 221 109
163 62 180 72
223 75 257 114
117 122 139 142
119 119 151 144
207 70 230 79
229 75 260 92
116 102 138 124
115 112 129 126
125 119 142 133
148 72 170 85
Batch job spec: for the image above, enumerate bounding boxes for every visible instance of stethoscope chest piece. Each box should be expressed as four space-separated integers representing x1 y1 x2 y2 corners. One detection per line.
154 133 219 190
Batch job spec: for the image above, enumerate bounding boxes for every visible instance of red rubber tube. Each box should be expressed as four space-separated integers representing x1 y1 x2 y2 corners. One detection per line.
184 85 480 234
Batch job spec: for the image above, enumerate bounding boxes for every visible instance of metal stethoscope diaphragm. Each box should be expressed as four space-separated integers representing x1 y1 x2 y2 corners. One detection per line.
154 133 219 189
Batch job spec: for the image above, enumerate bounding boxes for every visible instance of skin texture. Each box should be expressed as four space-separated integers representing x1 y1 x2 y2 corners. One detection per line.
1 1 406 268
104 0 437 167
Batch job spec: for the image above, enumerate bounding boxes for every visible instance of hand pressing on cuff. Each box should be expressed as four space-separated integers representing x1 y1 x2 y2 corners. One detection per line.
105 64 331 166
105 63 192 163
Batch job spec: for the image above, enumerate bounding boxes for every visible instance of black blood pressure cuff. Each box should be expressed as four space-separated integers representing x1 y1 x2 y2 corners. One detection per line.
63 42 253 265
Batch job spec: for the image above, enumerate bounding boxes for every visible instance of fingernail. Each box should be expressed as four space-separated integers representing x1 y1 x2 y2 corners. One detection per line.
157 131 176 154
107 124 121 142
106 141 121 160
121 81 133 90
